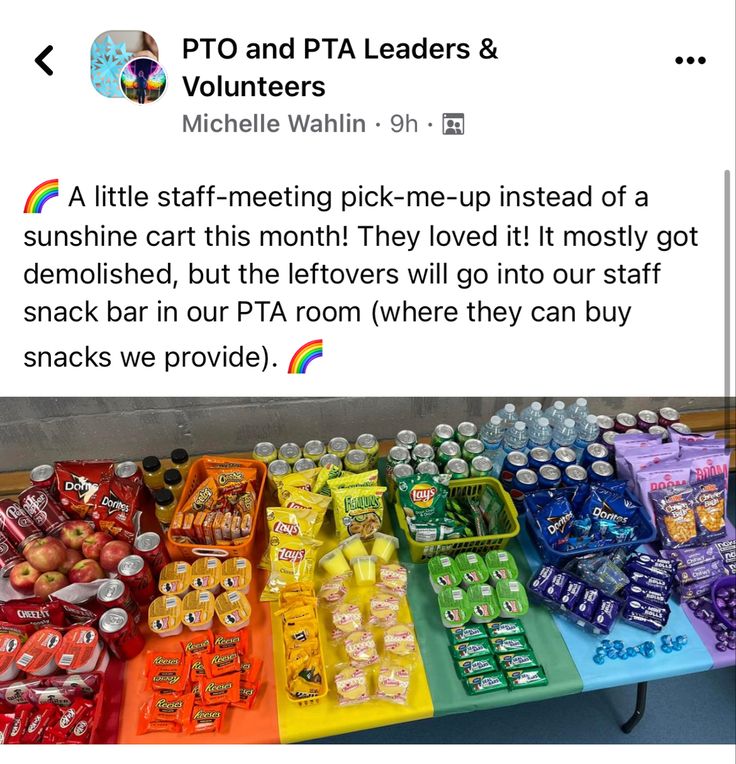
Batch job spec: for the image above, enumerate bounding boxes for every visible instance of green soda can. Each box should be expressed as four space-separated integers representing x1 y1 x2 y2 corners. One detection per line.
456 422 478 445
437 440 461 467
416 461 439 476
355 433 379 468
412 443 435 465
252 441 277 465
327 437 350 460
344 448 370 473
319 453 343 470
278 442 302 466
445 458 470 480
294 457 317 472
303 439 326 461
470 456 492 478
462 439 485 462
432 424 455 449
396 430 418 451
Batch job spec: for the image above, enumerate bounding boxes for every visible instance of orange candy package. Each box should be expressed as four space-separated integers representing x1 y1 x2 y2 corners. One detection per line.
181 630 215 656
213 629 251 656
203 649 241 679
197 676 240 705
145 651 191 693
137 692 194 735
185 702 228 734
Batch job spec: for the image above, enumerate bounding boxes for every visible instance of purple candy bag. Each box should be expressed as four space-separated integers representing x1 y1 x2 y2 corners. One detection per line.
625 444 680 493
614 434 664 485
679 573 723 600
560 579 585 609
575 587 601 621
624 583 669 606
689 452 731 506
661 544 718 569
676 559 726 586
668 430 717 445
593 597 620 631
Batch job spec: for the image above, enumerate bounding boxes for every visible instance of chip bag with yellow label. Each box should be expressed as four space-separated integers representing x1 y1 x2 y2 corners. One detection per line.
333 485 387 540
261 534 322 601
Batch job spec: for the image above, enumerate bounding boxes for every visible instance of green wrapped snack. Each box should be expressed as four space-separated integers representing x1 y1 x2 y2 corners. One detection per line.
490 635 530 654
450 638 493 661
507 666 549 689
496 650 539 671
447 625 487 645
438 587 471 628
495 579 529 617
428 555 461 593
464 671 508 695
486 619 525 638
466 583 500 623
455 552 489 586
484 550 519 578
410 519 468 542
479 485 506 533
397 473 449 524
455 656 498 678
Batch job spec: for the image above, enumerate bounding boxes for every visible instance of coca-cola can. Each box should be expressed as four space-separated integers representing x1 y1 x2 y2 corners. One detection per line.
98 608 145 660
117 554 155 605
115 461 142 483
29 464 56 492
96 579 141 623
0 499 42 551
18 486 68 536
133 532 171 577
0 529 22 576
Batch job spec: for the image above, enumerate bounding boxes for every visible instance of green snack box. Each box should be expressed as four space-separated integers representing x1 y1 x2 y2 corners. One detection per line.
455 552 489 586
496 650 539 671
447 625 487 645
485 550 519 579
464 671 508 695
489 635 529 654
466 582 500 623
495 578 529 617
451 638 492 661
455 656 498 678
507 666 549 689
428 555 461 593
486 619 525 638
438 587 471 628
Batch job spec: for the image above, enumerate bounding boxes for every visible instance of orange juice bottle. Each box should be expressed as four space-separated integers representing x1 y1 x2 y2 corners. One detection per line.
142 456 165 491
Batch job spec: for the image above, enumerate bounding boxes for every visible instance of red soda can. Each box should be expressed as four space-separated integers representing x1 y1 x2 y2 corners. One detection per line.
0 529 22 576
96 579 141 623
114 461 143 484
0 499 42 551
613 412 637 433
98 608 145 660
18 487 68 536
133 532 171 577
636 410 658 432
117 554 155 605
29 464 56 493
658 407 680 428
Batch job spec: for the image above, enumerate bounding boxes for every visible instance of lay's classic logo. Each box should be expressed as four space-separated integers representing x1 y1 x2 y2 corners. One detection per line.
409 483 437 507
277 547 306 562
273 520 299 536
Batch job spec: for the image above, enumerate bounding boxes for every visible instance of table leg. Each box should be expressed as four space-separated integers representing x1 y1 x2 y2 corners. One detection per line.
621 681 648 733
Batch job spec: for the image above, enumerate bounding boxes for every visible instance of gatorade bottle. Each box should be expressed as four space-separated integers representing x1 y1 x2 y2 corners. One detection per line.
566 398 589 425
551 418 577 451
479 415 504 453
528 417 553 449
544 401 567 429
495 403 518 429
573 415 601 462
520 402 543 428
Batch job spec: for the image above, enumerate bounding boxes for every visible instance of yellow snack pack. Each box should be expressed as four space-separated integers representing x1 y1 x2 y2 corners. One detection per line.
314 464 342 497
333 485 387 540
276 469 321 503
149 595 184 637
159 561 192 596
190 557 222 592
327 470 379 493
214 589 251 632
277 488 331 517
259 505 328 570
261 534 322 601
221 557 252 592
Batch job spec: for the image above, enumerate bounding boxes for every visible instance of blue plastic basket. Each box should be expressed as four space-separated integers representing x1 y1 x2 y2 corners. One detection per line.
524 486 657 566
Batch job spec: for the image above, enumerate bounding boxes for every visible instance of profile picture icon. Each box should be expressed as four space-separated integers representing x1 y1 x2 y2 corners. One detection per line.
120 57 167 104
90 30 159 98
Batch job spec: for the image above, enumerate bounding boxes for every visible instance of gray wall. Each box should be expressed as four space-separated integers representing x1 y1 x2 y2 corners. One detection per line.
0 397 725 472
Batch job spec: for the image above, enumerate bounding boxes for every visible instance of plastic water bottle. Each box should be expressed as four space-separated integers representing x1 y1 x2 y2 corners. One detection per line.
528 417 553 449
520 401 543 428
566 398 589 425
550 418 577 451
573 414 600 461
502 421 528 453
479 415 504 453
494 403 518 429
544 400 567 429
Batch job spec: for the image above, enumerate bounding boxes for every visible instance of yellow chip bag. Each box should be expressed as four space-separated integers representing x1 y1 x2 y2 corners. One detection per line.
261 534 322 601
279 487 331 514
333 485 387 540
259 505 328 570
314 465 342 497
327 470 379 493
275 469 321 503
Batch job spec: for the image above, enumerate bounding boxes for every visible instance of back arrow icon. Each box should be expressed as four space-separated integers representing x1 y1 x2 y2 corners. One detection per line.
35 45 53 76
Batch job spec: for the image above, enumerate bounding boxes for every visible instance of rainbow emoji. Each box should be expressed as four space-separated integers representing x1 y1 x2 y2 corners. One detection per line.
288 339 323 374
24 179 59 214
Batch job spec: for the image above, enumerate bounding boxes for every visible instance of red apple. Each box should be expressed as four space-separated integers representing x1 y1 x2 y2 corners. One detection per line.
59 520 93 550
24 537 67 572
34 571 69 600
58 548 83 575
81 532 113 561
69 559 104 584
99 540 133 573
9 561 41 594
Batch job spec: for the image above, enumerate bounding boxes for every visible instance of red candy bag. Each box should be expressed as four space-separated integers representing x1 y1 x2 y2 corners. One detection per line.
21 704 60 743
43 698 94 743
0 711 15 744
0 679 43 708
5 703 33 743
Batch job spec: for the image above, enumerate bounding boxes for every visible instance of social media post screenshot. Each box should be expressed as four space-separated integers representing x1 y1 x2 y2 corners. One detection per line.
0 0 734 757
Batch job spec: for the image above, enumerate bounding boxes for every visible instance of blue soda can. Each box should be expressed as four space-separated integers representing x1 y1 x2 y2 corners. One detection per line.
589 460 615 484
500 451 528 490
510 468 538 514
581 442 609 469
537 464 562 489
562 464 588 487
551 447 576 472
528 447 552 471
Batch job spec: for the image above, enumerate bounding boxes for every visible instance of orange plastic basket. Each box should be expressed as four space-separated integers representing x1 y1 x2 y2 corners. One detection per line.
165 455 267 562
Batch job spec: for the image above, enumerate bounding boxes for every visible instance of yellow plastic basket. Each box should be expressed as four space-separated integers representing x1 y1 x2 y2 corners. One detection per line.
394 476 520 563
